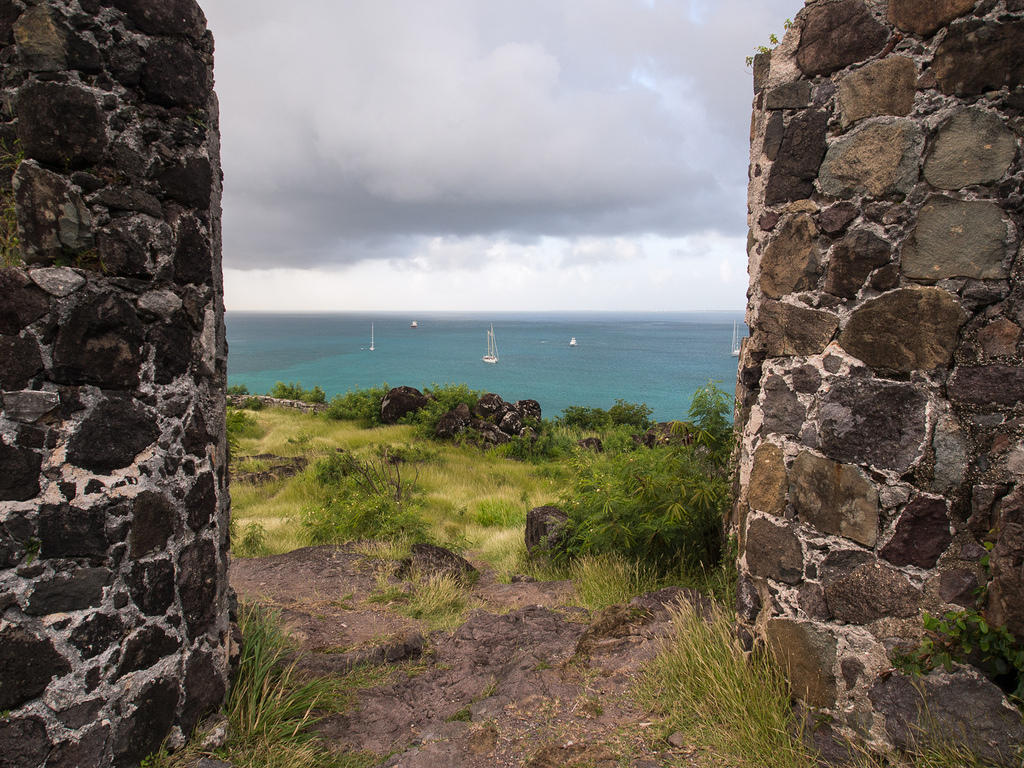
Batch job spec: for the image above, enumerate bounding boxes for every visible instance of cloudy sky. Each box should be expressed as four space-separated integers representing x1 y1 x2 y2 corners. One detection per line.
201 0 800 312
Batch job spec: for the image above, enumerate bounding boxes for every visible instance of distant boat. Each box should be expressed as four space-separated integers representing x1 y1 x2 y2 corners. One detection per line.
569 337 577 347
369 322 375 352
482 324 498 364
410 320 418 328
731 321 741 357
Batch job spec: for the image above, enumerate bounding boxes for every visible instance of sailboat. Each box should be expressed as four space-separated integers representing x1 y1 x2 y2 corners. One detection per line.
410 320 418 328
369 323 375 352
482 324 498 364
731 321 741 357
569 337 577 347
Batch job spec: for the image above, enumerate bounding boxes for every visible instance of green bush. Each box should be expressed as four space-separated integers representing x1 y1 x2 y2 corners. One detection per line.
607 398 653 429
270 381 326 404
325 383 390 425
227 383 250 396
226 409 262 457
473 499 524 528
560 405 612 431
555 383 733 576
494 423 574 462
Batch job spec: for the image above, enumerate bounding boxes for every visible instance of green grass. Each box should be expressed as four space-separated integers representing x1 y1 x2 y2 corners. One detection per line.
369 570 474 631
569 552 660 611
635 602 814 768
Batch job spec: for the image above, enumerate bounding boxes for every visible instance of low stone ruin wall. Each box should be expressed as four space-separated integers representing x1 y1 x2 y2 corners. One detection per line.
0 1 228 765
738 0 1023 762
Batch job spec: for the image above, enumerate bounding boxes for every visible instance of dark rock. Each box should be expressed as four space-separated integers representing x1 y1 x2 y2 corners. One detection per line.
747 441 787 516
158 155 213 210
111 0 206 38
95 216 163 278
0 716 50 768
0 335 43 389
0 436 41 501
472 419 512 446
183 406 212 456
400 543 477 583
902 197 1008 282
178 538 218 638
576 437 603 452
880 497 951 569
819 548 875 582
825 229 891 299
798 582 830 620
498 409 522 435
765 81 812 110
0 625 70 709
764 110 829 205
116 624 179 677
766 618 837 707
987 492 1024 637
70 612 125 659
760 214 819 299
937 569 978 607
888 0 975 36
839 287 965 372
753 52 771 93
819 203 857 235
933 20 1024 96
790 451 879 547
525 506 569 553
473 393 507 420
745 517 803 584
112 677 180 768
1 389 59 423
57 697 103 729
762 110 784 161
790 365 820 394
26 566 110 615
824 563 921 624
186 472 217 531
66 397 158 473
38 503 108 559
924 108 1017 190
172 211 212 285
141 38 210 108
130 491 176 557
15 81 106 167
949 365 1024 407
150 322 192 383
435 408 470 439
13 161 93 265
0 268 49 335
795 0 888 77
513 399 542 422
93 187 163 217
127 557 175 615
818 379 927 472
13 5 66 71
869 668 1024 766
736 573 762 624
757 301 838 357
760 375 805 437
380 386 429 424
52 292 144 387
179 648 226 736
46 725 108 768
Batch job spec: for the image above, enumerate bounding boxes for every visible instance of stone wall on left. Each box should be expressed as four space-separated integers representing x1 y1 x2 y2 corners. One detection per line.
0 1 229 765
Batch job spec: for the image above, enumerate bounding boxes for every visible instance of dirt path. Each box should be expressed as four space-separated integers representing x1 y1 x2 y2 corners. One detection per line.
231 545 704 768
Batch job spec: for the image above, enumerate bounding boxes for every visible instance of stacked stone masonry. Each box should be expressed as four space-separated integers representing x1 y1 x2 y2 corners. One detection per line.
739 0 1024 763
0 1 228 765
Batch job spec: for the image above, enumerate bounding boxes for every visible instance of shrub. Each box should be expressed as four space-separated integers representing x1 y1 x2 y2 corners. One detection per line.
227 383 250 396
607 398 653 429
325 384 390 425
226 408 262 457
236 522 268 558
270 381 327 404
404 383 484 435
559 405 611 431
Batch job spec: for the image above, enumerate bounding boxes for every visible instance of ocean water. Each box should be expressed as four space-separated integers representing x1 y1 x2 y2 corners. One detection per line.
226 312 746 423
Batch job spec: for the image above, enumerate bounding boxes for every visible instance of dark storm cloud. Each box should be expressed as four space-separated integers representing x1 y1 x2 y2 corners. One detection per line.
201 0 801 269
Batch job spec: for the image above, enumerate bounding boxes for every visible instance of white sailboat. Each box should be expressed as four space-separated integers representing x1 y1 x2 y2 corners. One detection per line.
369 323 375 352
482 324 498 364
410 320 418 328
569 337 577 347
731 321 741 357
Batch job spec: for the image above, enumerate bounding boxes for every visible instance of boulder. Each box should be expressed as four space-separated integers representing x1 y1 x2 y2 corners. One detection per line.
400 543 477 583
380 386 429 424
473 393 507 420
471 419 511 446
434 408 470 439
525 506 569 554
888 0 975 36
576 437 603 453
869 668 1024 766
498 409 522 436
513 399 542 422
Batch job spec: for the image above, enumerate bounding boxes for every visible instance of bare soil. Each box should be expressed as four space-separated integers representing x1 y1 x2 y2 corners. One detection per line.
231 545 703 768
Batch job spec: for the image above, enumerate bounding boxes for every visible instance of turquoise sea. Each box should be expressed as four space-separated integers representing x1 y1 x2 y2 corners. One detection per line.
226 312 746 423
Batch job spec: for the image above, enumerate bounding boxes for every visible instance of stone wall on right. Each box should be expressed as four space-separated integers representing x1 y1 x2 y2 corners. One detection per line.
738 0 1024 763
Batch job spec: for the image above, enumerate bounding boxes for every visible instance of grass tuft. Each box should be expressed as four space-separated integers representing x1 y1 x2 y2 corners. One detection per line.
570 552 659 610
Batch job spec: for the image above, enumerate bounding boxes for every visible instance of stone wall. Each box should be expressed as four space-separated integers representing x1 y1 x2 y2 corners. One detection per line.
0 1 228 765
738 0 1024 762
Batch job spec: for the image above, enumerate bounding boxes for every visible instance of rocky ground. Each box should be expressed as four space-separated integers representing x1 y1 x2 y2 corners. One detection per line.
231 545 709 768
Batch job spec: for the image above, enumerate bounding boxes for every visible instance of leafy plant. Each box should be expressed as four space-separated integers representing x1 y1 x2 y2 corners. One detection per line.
236 522 268 558
227 383 250 396
270 381 327 404
607 398 653 430
402 382 484 435
893 609 1024 704
325 384 390 425
745 18 794 67
226 408 262 458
